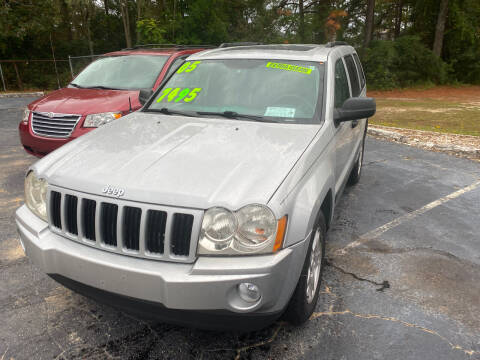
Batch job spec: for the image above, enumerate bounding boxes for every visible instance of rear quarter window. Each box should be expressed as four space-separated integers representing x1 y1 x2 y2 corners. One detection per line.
334 59 350 108
344 55 361 97
353 53 366 90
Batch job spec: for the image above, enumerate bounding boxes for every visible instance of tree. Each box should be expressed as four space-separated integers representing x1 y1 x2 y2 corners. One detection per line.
136 18 166 44
298 0 305 42
393 0 403 39
120 0 132 47
363 0 375 48
433 0 448 57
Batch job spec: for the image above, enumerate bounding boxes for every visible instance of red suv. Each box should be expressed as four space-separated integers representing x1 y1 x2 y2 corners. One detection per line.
19 46 209 157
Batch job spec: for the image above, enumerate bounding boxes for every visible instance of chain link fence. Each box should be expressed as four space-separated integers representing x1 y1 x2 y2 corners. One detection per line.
0 54 103 92
68 54 103 78
0 60 70 92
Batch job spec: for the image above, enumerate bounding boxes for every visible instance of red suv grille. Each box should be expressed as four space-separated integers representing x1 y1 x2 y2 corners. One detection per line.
31 112 81 138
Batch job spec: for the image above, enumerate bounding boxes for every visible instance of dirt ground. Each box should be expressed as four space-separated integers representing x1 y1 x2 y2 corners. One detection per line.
367 86 480 152
368 85 480 101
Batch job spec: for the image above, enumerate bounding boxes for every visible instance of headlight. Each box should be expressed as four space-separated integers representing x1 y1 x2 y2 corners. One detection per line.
199 207 237 251
21 108 30 124
198 204 287 255
83 112 122 127
234 205 277 252
25 172 48 221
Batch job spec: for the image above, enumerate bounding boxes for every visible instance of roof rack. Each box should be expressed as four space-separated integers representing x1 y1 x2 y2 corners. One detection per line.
121 44 216 51
219 42 264 48
325 41 349 48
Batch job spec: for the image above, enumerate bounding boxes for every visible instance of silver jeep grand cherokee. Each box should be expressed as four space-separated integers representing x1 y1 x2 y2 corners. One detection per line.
16 43 375 330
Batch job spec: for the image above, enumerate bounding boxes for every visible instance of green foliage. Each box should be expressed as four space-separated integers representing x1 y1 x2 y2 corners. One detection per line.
136 19 166 44
362 36 448 89
1 0 479 90
362 40 399 89
394 36 448 86
442 0 480 84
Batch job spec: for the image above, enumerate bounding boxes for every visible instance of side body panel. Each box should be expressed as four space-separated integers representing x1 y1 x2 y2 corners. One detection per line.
269 46 368 250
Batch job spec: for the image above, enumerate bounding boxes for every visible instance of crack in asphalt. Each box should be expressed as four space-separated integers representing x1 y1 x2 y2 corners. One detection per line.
233 323 284 360
310 308 479 357
197 322 285 360
325 259 391 292
359 245 479 266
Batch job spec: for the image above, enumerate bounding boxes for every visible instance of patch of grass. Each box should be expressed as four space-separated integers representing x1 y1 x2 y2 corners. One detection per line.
370 99 480 136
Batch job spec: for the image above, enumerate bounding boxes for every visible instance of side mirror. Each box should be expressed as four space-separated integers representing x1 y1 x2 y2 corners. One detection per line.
139 89 154 106
334 97 376 123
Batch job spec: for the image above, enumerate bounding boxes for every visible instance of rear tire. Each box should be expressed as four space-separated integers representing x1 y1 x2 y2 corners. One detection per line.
283 212 326 325
347 130 366 186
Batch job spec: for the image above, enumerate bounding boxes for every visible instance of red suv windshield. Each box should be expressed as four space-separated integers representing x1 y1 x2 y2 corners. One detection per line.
71 55 169 90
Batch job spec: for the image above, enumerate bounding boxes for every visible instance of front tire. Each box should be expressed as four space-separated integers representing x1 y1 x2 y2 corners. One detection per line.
283 213 326 325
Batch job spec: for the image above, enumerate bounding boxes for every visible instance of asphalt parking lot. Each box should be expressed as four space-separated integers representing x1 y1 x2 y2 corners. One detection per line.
1 97 479 360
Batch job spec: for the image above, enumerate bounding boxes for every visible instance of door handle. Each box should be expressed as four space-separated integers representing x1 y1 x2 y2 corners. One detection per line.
351 120 359 128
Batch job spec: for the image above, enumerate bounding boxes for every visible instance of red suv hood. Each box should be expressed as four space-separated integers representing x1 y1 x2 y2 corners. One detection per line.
30 88 142 115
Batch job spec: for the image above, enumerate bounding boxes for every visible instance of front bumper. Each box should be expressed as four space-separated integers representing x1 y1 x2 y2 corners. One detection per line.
16 205 309 330
19 122 92 157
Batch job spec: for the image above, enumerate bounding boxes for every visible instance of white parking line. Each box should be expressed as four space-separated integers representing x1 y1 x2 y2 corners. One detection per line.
335 179 480 255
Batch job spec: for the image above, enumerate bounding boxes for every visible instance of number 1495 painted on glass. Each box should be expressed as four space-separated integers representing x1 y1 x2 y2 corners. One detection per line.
156 87 202 103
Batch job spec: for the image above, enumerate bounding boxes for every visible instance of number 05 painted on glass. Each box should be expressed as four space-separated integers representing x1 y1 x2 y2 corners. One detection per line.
156 87 202 103
177 61 201 74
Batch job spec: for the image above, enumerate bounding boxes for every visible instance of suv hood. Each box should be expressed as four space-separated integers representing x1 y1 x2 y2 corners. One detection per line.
34 112 319 210
30 88 141 115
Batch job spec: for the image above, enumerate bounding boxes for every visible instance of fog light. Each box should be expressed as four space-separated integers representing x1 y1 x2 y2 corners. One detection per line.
238 283 261 303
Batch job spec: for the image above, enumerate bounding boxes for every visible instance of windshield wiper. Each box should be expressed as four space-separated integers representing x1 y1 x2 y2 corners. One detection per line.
83 85 123 90
148 107 196 117
69 83 84 88
196 111 273 122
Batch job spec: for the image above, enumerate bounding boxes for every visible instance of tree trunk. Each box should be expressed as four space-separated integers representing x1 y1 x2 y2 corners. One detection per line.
433 0 448 57
121 1 132 48
59 0 72 41
299 0 305 42
86 23 94 56
136 0 142 43
363 0 375 48
394 0 403 39
104 0 108 15
314 0 329 43
84 5 94 56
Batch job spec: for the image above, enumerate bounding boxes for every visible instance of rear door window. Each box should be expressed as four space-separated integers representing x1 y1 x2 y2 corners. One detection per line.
334 59 350 108
353 53 366 90
344 55 361 97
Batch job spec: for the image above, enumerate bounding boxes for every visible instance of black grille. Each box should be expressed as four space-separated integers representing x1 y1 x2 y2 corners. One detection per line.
171 213 194 256
101 203 118 246
145 210 167 254
65 195 78 235
82 199 96 241
122 206 141 250
48 190 196 261
50 191 62 228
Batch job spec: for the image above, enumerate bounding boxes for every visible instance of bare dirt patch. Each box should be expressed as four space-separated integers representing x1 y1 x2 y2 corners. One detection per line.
368 85 480 101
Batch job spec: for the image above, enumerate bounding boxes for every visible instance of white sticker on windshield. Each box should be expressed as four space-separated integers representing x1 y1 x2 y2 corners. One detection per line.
264 107 296 118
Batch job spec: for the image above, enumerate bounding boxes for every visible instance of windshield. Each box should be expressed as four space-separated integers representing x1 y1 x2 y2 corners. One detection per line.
146 59 325 124
71 55 168 90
